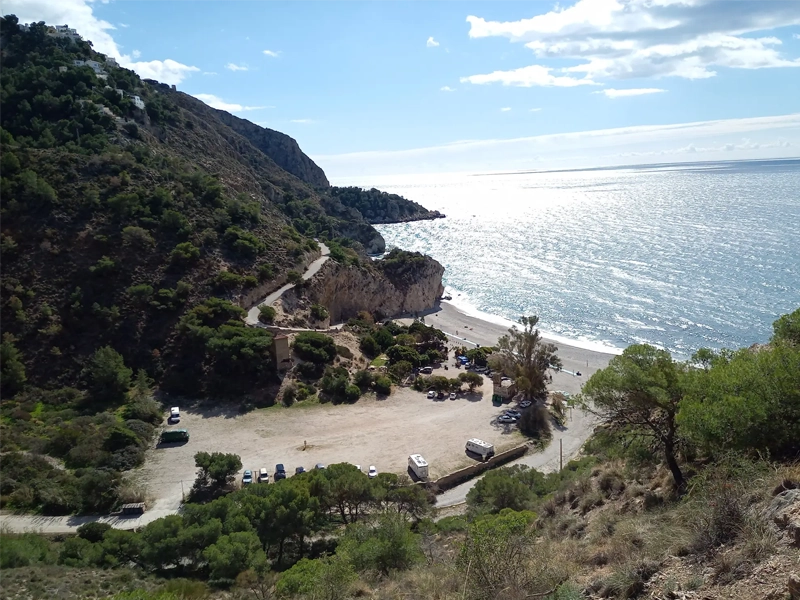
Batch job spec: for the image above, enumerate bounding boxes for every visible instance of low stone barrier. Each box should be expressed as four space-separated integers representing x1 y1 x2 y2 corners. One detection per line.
427 443 529 493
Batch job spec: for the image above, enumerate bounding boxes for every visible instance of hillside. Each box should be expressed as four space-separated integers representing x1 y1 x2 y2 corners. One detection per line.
0 15 449 512
0 16 443 396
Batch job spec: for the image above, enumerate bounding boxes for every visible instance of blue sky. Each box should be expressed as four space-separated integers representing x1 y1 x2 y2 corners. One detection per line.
7 0 800 177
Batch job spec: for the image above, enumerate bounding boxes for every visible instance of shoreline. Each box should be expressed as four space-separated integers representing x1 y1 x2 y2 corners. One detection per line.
398 301 617 397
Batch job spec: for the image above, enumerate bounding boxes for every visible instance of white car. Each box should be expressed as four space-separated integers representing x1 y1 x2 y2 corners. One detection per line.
427 390 436 399
449 392 457 400
169 407 180 422
368 466 378 479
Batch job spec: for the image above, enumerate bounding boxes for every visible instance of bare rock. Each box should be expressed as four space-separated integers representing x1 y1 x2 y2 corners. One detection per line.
765 489 800 529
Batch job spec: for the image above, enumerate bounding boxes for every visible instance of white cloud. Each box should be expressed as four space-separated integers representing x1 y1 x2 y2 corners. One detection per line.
794 33 800 40
440 86 456 92
225 63 249 72
291 119 313 124
595 87 666 98
314 113 800 177
192 94 271 113
131 49 141 59
530 108 542 112
461 64 596 87
118 23 128 28
203 71 218 76
463 0 800 88
500 107 512 112
5 0 199 85
263 50 281 57
427 36 440 47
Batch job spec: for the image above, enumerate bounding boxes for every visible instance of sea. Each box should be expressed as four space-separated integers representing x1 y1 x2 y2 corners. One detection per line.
335 159 800 358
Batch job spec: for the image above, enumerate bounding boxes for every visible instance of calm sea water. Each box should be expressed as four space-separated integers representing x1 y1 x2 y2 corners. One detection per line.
338 159 800 357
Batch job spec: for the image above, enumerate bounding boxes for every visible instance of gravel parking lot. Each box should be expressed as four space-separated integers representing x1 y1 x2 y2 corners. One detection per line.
134 381 523 512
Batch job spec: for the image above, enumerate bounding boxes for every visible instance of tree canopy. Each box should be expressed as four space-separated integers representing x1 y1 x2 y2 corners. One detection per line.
490 316 562 399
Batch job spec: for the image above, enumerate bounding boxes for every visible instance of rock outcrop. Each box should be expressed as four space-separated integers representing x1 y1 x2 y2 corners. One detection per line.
211 111 329 188
283 255 444 323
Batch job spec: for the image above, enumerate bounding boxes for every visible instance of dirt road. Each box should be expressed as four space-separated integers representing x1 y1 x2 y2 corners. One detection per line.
245 242 330 325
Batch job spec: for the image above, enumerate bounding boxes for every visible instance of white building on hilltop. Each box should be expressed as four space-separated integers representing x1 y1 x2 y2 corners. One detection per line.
52 25 82 42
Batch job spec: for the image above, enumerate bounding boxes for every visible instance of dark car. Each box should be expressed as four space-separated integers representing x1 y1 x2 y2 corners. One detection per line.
295 466 306 475
274 464 287 480
505 409 522 419
437 391 445 399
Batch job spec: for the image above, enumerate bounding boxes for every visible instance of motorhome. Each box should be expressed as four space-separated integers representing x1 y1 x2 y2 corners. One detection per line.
466 438 495 460
408 454 429 480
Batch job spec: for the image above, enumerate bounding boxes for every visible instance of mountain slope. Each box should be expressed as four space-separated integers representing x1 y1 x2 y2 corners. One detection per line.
211 108 329 188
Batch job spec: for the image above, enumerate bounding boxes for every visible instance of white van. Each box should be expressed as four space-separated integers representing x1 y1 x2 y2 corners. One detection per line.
408 454 429 480
169 407 180 422
466 438 495 460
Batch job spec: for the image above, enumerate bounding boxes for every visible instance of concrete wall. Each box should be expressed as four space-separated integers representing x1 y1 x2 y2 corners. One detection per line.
427 444 529 493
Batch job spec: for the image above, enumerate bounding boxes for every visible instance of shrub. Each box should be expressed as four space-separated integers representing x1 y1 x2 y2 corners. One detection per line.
258 263 275 281
345 384 361 402
353 370 374 390
214 271 243 290
77 521 112 543
359 335 380 358
336 344 354 360
286 270 302 284
310 304 329 321
258 305 276 324
374 376 392 395
121 226 155 249
170 242 200 264
127 284 154 304
0 533 53 568
293 332 337 364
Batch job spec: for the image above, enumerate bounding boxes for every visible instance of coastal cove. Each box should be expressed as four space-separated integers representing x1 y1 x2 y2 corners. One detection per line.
366 159 800 358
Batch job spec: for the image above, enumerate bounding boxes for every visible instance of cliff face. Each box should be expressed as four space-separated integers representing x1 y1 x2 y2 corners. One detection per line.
212 110 329 188
287 257 444 323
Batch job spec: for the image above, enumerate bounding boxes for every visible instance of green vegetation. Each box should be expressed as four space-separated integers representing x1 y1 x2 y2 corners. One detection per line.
490 315 563 399
293 332 337 364
328 186 442 224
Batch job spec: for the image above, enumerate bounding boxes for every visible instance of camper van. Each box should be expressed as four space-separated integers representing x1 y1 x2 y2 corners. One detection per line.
408 454 429 480
160 429 189 444
466 438 495 460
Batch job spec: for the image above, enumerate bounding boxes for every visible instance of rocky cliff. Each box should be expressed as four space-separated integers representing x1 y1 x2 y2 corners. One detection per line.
212 110 329 188
282 253 444 323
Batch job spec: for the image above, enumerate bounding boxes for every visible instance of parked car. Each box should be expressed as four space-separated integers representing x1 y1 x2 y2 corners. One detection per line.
427 390 436 399
355 464 362 472
449 392 457 400
437 391 445 399
274 464 287 480
315 463 326 470
498 414 516 424
295 466 306 475
368 466 378 479
242 470 253 485
169 407 180 423
258 468 269 483
505 409 522 419
519 400 532 408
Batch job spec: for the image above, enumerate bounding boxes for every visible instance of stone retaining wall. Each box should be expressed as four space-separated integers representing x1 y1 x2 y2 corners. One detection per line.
427 444 529 493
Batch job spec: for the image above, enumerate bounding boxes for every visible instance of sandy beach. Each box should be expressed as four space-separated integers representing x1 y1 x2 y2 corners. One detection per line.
400 301 616 396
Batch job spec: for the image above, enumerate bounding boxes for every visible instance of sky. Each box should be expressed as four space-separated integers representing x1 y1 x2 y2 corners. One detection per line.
6 0 800 178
